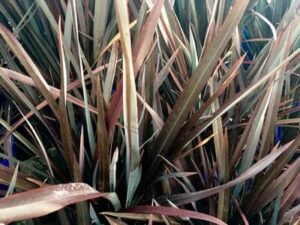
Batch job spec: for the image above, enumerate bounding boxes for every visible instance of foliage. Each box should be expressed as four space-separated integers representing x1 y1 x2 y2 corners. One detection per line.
0 0 299 224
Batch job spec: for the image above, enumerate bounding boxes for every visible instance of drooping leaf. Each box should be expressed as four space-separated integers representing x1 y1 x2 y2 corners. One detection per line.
0 183 106 223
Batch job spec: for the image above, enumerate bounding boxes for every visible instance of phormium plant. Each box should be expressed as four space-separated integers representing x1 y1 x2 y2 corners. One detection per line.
0 0 299 224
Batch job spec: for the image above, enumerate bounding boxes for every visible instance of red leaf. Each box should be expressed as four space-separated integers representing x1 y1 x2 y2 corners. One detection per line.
122 206 226 225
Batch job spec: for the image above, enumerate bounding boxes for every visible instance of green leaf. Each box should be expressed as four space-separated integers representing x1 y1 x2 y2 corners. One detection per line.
71 0 96 155
233 85 273 197
145 0 250 181
5 162 19 196
93 0 111 60
114 0 141 206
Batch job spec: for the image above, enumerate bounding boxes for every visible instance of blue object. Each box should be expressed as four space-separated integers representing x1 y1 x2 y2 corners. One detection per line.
275 126 282 144
0 158 9 191
275 101 300 144
241 26 254 70
0 135 17 193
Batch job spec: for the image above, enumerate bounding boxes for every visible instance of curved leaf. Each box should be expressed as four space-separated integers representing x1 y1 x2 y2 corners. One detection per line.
0 183 107 223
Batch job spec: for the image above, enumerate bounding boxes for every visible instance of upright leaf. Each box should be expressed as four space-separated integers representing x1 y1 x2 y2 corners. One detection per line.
96 76 110 192
145 0 250 181
114 0 141 206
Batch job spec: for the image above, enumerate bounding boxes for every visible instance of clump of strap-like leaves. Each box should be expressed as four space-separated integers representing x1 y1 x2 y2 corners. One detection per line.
0 0 299 224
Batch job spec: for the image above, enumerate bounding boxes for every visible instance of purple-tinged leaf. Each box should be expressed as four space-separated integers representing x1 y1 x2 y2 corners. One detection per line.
0 183 107 223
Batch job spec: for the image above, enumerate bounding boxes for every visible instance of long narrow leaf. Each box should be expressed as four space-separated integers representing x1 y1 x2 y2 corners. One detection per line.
114 0 140 206
0 183 106 223
145 0 250 181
